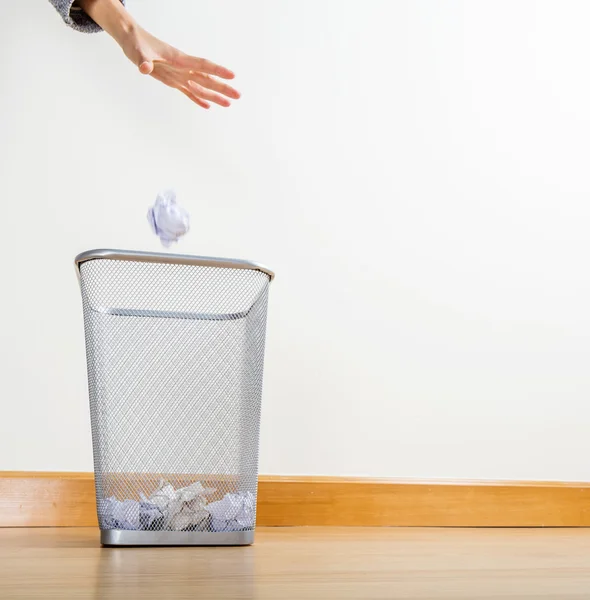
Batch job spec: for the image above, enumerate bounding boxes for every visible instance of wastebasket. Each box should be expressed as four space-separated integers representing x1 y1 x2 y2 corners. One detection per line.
75 249 274 546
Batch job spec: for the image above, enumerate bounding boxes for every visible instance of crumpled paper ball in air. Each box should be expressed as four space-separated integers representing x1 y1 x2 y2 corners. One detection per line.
147 189 190 247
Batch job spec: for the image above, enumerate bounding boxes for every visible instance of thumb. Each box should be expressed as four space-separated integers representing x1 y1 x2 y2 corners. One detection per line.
138 60 154 75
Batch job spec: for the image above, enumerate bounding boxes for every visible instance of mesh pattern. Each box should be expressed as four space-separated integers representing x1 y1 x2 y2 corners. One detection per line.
78 258 270 534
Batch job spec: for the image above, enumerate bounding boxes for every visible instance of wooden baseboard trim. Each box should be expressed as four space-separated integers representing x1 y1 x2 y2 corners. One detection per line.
1 472 590 527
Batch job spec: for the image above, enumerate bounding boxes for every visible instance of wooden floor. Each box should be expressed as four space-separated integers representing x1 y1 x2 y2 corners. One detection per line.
1 527 590 598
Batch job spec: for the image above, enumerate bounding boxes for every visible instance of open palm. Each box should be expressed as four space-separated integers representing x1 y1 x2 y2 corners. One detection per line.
121 27 240 109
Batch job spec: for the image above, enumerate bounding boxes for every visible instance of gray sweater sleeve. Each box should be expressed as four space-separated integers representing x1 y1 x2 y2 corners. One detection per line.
48 0 126 34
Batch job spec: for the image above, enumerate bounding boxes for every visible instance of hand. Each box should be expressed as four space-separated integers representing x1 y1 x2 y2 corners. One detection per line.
78 0 240 109
120 26 240 110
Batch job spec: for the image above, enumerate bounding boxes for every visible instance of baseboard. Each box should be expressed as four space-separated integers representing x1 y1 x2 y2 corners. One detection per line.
1 472 590 527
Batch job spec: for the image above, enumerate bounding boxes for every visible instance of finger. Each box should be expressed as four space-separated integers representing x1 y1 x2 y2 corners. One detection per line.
178 54 235 79
139 60 154 75
189 72 240 100
180 86 211 109
187 80 231 107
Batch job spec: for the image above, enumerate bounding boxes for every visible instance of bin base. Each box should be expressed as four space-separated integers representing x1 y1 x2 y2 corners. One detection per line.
101 529 255 546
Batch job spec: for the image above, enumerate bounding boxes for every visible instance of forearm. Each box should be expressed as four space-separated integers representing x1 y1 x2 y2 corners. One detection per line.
77 0 137 45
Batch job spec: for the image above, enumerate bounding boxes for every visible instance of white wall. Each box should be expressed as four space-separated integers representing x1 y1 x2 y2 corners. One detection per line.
1 0 590 480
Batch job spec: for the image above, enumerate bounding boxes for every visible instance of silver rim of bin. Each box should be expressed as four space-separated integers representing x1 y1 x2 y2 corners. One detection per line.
75 248 275 281
75 249 274 546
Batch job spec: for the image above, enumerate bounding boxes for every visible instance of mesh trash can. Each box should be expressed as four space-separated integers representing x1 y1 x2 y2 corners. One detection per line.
75 249 274 546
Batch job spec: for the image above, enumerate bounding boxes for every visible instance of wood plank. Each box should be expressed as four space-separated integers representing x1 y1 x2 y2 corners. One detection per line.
258 476 590 527
2 527 590 598
1 472 590 527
